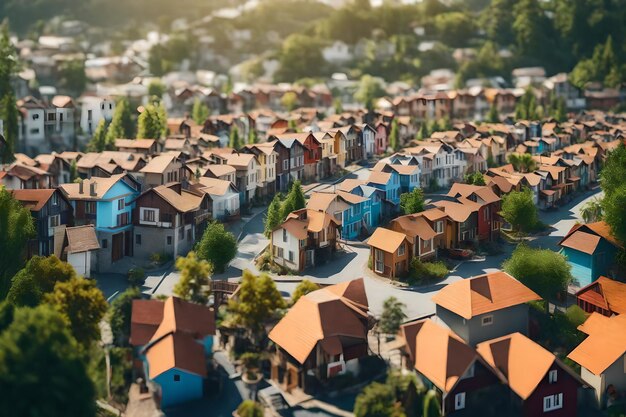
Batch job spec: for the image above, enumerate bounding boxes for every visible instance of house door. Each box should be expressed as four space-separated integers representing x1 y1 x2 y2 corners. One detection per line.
305 250 315 267
112 233 124 262
124 231 133 257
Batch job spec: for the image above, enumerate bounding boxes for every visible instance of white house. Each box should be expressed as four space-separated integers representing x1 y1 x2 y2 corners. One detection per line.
79 95 116 136
195 177 240 219
62 225 100 278
322 41 353 65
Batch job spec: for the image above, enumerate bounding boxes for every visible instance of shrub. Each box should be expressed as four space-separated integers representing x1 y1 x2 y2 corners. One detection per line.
127 268 145 287
149 252 172 265
236 400 264 417
239 352 262 369
409 258 448 284
565 305 586 327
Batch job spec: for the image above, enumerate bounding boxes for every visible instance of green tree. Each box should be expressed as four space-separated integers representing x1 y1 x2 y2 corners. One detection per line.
354 75 385 111
196 221 238 273
291 279 320 304
281 91 299 111
502 244 572 306
500 188 538 233
137 102 167 139
379 297 406 335
275 34 325 82
333 98 343 114
464 171 486 186
105 97 135 145
280 180 306 220
228 270 286 340
433 12 476 48
229 126 241 149
174 251 213 304
486 103 500 123
0 22 19 164
147 80 166 100
354 382 404 417
248 128 258 144
416 122 429 141
580 197 603 223
513 0 549 58
482 0 515 45
87 119 109 152
603 188 626 245
7 255 76 307
422 390 441 417
0 305 96 416
59 59 86 96
599 143 626 198
508 153 536 173
515 87 539 120
44 277 108 348
0 188 35 298
264 194 283 238
108 287 141 346
192 98 209 125
69 159 78 182
400 188 425 215
389 119 400 151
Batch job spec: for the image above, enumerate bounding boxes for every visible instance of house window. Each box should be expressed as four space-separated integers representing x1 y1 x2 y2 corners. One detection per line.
116 212 129 226
179 227 184 240
549 370 558 384
85 201 96 214
118 198 125 210
288 251 294 262
543 394 563 412
142 209 156 222
283 229 288 243
398 244 405 256
283 160 288 170
454 392 465 410
375 249 384 273
102 239 108 248
481 315 493 326
423 238 432 252
277 247 284 258
173 374 180 382
51 193 59 205
32 113 39 120
49 214 60 228
300 239 306 248
435 221 444 233
136 234 142 245
167 236 172 245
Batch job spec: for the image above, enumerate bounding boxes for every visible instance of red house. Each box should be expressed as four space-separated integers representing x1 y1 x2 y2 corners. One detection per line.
447 183 501 241
575 276 626 316
375 122 389 155
477 333 583 417
293 132 322 181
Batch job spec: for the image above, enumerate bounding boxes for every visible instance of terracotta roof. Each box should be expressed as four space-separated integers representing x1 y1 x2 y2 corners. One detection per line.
65 225 99 254
477 333 556 400
130 299 165 346
337 179 365 192
432 200 474 223
196 177 235 196
420 208 448 222
60 173 129 200
408 319 481 392
367 171 392 185
487 175 514 193
145 332 207 379
77 151 145 172
568 313 626 375
559 230 602 255
281 217 308 240
140 154 177 174
368 227 408 253
268 279 368 364
225 153 256 169
307 192 348 213
337 190 368 205
447 183 500 205
559 221 623 252
10 189 56 211
150 296 216 342
432 271 541 319
285 209 339 234
151 185 204 213
324 278 368 310
115 139 156 149
164 139 187 150
585 221 622 248
391 215 437 240
205 164 236 178
576 276 626 315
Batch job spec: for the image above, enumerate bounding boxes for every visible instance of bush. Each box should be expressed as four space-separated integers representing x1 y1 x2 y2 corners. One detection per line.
409 258 448 285
239 352 262 369
236 400 264 417
127 268 145 287
565 305 586 327
149 252 172 265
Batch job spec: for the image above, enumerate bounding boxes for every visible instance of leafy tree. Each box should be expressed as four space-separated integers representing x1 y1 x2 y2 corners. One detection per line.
228 270 286 339
174 251 212 304
44 277 108 348
192 98 209 125
0 22 19 164
428 119 441 134
137 102 167 139
264 194 283 238
0 305 96 416
599 143 626 198
237 400 264 417
500 188 538 233
248 128 258 144
59 59 86 96
7 255 76 307
354 75 385 111
508 153 536 173
513 0 550 60
416 123 429 141
291 279 320 304
0 189 35 298
422 390 441 417
281 91 299 111
464 171 486 186
69 159 78 182
570 36 625 89
196 221 237 273
354 382 404 417
147 80 166 99
515 87 540 120
229 126 241 149
280 180 306 220
502 244 572 306
603 188 626 245
0 301 14 332
482 0 515 45
109 287 141 346
105 97 134 145
486 103 500 123
87 119 109 152
400 188 425 215
580 197 603 223
379 297 406 335
275 34 325 82
333 98 343 114
433 12 476 48
389 119 400 151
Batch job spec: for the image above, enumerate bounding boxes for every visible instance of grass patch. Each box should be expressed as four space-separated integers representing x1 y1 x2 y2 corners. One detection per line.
406 258 449 286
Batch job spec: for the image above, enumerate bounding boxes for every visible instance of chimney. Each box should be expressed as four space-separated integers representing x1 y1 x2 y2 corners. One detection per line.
89 182 97 196
78 180 84 194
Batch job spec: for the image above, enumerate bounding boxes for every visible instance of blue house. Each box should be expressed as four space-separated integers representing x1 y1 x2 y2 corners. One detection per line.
337 191 372 240
130 296 216 408
60 173 140 272
336 179 384 229
373 160 421 194
366 170 401 217
558 221 622 287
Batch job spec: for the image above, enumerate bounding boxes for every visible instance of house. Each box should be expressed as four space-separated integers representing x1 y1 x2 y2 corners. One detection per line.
338 181 385 229
432 200 477 248
575 276 626 317
447 183 501 241
271 208 339 272
268 137 305 192
203 164 236 184
139 154 186 189
307 191 372 240
313 131 338 178
368 227 411 278
76 151 147 178
224 152 260 205
373 161 421 194
477 333 582 417
11 188 74 258
366 170 401 217
79 95 116 136
55 225 100 278
130 297 216 408
33 153 72 186
0 162 52 189
432 271 541 345
558 221 623 287
399 319 505 415
241 142 277 197
389 213 439 262
375 122 389 155
357 124 376 159
115 139 159 156
59 174 140 271
192 177 240 220
17 95 77 154
568 313 626 408
269 279 369 394
133 183 211 261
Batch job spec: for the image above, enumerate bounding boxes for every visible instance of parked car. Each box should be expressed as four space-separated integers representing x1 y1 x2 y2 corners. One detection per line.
444 248 474 260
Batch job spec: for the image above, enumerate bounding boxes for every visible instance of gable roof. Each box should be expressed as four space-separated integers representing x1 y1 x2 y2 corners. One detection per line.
447 183 500 205
568 313 626 375
391 215 437 240
60 173 133 200
140 154 177 174
115 139 156 150
559 230 602 255
368 227 408 253
432 200 474 223
145 332 207 379
65 225 99 254
576 276 626 315
10 189 58 211
149 185 205 213
558 221 623 252
196 177 236 196
367 171 392 185
130 299 165 346
477 333 557 400
432 271 541 319
268 279 369 364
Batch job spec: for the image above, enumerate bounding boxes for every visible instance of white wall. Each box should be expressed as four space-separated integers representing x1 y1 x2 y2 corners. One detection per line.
271 228 300 270
80 97 116 135
68 251 92 278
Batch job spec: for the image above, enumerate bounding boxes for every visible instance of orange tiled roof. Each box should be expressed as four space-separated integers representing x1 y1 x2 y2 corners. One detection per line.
367 227 408 253
568 313 626 375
